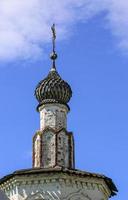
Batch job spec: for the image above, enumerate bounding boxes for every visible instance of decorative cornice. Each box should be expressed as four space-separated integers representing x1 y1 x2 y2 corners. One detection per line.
0 177 110 198
0 168 118 197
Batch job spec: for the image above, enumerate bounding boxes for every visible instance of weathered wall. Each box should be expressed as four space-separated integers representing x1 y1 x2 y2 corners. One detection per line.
39 104 68 131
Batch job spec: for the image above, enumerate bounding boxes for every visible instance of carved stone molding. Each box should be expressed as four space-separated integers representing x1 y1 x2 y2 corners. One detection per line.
25 191 60 200
63 189 92 200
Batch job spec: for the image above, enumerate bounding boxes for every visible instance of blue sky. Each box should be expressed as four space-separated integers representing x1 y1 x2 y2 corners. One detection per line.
0 4 128 200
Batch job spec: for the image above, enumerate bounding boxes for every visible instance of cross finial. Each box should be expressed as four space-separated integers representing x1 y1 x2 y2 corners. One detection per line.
51 24 56 52
50 24 57 70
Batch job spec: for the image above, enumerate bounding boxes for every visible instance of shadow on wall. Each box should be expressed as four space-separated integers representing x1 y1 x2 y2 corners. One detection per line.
0 190 9 200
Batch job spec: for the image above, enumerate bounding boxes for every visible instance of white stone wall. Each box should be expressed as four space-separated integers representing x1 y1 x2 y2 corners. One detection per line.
0 173 111 200
39 104 68 131
57 130 70 168
42 130 56 168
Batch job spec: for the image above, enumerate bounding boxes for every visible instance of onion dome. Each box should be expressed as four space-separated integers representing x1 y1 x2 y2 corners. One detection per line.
35 67 72 110
35 24 72 110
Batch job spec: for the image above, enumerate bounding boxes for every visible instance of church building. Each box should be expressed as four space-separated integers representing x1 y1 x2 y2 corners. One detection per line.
0 25 117 200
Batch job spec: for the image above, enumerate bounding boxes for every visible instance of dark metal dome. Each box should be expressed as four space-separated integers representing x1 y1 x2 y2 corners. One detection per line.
35 68 72 109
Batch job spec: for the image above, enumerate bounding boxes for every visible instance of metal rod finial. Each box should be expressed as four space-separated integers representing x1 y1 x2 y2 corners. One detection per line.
51 24 56 53
50 24 57 70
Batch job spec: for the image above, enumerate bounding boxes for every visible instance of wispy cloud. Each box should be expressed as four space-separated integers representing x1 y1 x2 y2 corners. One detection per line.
0 0 128 62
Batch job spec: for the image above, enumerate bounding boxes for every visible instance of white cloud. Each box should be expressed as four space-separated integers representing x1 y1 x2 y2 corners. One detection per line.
0 0 128 62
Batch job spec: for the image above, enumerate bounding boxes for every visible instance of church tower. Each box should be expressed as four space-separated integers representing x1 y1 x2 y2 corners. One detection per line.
33 25 74 170
0 25 117 200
